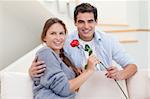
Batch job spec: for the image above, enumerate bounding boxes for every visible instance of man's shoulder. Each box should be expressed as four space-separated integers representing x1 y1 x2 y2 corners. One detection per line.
95 29 118 45
67 31 78 39
95 29 114 39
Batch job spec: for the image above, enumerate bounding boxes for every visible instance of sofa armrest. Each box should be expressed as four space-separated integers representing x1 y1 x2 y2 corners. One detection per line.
127 69 150 99
77 71 129 99
0 72 33 99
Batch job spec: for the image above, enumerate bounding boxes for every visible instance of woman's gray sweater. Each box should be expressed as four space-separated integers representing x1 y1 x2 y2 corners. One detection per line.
32 47 76 99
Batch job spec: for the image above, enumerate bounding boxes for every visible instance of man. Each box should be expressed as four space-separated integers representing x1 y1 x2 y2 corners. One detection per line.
29 3 137 80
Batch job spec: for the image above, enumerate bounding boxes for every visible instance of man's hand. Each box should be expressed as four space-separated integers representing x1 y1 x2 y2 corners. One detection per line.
105 64 137 80
105 66 124 80
28 57 46 78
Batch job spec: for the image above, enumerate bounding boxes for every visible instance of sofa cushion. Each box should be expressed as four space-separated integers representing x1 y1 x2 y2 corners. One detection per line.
1 72 33 99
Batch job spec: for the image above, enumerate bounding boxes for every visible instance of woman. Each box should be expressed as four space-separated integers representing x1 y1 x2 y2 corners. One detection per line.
32 18 99 99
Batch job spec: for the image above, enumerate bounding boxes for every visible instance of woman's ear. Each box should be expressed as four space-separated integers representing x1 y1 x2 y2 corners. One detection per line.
43 37 47 42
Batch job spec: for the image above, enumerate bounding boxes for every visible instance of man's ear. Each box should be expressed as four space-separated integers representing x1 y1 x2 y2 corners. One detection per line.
95 19 98 25
74 21 77 26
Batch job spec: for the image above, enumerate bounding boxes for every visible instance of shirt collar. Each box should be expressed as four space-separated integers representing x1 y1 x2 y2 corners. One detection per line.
94 30 102 42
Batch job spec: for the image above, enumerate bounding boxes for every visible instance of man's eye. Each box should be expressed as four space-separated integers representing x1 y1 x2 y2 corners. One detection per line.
78 20 84 24
88 20 94 23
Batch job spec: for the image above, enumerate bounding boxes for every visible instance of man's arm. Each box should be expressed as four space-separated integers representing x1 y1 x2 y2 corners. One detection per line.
121 64 137 79
108 36 137 80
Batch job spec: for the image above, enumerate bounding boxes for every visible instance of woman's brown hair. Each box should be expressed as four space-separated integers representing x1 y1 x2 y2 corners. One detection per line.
41 18 80 76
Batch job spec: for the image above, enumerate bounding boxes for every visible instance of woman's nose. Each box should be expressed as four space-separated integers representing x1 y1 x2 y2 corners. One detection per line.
55 34 62 40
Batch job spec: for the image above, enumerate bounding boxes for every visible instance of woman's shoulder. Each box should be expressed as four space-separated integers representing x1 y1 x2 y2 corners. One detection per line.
36 46 50 52
36 46 54 56
36 46 61 62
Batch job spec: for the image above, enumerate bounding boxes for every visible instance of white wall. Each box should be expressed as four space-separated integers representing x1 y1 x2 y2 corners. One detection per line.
0 1 53 70
139 0 148 28
149 0 150 29
77 0 148 28
75 1 128 25
147 30 150 78
126 1 140 28
148 0 150 75
126 0 148 28
39 0 76 32
0 3 3 69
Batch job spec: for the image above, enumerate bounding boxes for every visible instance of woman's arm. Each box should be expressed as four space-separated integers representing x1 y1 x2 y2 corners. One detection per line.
69 54 100 92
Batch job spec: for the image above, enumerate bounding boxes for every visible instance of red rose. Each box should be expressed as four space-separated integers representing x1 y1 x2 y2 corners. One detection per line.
70 39 79 47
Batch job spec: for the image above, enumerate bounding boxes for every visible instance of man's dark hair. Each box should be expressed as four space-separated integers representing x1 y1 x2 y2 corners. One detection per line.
74 3 98 22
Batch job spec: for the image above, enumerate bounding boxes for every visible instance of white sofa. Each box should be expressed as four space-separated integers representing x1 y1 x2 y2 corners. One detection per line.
0 45 150 99
1 69 150 99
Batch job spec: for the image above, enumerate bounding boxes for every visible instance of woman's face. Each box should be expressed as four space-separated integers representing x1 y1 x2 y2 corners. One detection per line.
44 23 66 53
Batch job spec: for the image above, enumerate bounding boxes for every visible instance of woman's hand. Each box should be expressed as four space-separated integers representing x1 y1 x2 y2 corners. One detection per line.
28 57 46 78
76 68 84 74
86 54 100 72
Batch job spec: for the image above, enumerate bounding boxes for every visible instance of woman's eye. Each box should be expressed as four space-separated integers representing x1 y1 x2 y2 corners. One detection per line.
60 32 65 35
50 32 56 35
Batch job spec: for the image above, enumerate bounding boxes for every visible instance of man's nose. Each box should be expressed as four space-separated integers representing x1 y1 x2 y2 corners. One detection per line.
84 22 90 29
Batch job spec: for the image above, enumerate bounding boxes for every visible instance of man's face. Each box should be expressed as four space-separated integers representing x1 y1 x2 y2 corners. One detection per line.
75 12 97 41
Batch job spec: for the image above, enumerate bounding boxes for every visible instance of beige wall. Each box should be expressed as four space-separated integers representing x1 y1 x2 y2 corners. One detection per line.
0 1 52 70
